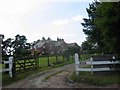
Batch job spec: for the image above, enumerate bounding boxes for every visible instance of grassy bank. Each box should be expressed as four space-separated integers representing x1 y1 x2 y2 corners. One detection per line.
70 71 120 86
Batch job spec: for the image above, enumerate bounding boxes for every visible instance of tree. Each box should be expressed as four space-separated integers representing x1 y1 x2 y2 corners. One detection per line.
13 34 31 57
81 1 103 53
81 39 93 50
81 39 99 54
81 1 120 54
95 2 120 54
2 38 14 57
2 34 31 58
67 46 80 55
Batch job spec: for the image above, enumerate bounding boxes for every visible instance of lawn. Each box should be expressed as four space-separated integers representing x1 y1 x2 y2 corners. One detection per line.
13 55 66 68
39 55 65 67
0 64 2 68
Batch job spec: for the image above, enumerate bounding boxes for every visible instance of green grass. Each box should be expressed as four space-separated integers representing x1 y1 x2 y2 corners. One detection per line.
70 71 120 86
2 55 74 86
39 57 48 67
0 64 2 68
0 64 5 69
38 55 72 68
39 56 62 67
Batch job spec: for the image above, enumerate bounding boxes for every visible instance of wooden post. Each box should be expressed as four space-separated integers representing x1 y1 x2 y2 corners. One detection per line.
62 54 64 62
24 59 26 71
56 55 58 64
12 60 16 77
90 57 93 75
37 57 39 68
47 55 50 66
75 53 79 75
35 57 38 69
72 54 74 61
9 56 13 77
67 53 69 61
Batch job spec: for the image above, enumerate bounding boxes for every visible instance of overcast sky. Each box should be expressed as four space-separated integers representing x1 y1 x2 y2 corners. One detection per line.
0 0 94 46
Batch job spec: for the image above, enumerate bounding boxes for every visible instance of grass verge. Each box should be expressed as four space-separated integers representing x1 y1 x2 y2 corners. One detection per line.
70 71 120 86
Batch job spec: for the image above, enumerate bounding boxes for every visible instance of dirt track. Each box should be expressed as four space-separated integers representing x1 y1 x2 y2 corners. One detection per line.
2 63 120 88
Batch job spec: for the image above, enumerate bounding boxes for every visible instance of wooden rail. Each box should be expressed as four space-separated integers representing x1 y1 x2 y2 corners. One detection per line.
13 57 39 74
75 53 120 75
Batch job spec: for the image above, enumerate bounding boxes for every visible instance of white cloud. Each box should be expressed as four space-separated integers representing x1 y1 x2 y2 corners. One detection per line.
51 33 77 38
0 1 87 45
71 15 84 22
0 0 42 15
53 19 69 26
53 15 84 26
0 0 46 39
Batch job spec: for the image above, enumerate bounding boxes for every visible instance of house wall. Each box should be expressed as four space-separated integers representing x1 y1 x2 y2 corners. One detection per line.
32 39 79 56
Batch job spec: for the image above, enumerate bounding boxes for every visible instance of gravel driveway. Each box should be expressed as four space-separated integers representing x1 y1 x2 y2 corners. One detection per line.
2 63 120 88
3 63 75 88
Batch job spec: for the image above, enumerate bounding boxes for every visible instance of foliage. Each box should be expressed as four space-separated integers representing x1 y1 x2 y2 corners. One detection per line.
67 46 80 55
2 34 31 58
2 38 14 58
81 1 120 54
95 2 120 54
81 39 98 54
80 54 94 60
64 44 80 60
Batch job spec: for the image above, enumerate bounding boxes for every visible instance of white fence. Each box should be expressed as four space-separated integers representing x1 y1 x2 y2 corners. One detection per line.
75 53 120 75
0 57 13 77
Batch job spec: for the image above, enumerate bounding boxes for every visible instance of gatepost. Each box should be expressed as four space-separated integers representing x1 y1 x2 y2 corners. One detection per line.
75 53 80 75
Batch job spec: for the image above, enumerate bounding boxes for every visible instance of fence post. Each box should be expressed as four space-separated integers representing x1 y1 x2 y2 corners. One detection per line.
75 53 79 75
37 57 39 68
47 55 50 66
55 54 58 64
90 57 93 75
9 56 13 77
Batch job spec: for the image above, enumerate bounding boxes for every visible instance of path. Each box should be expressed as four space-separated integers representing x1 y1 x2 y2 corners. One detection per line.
2 62 119 88
3 63 75 88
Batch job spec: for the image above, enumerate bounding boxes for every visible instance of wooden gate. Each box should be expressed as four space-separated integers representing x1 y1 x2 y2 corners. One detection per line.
13 56 39 74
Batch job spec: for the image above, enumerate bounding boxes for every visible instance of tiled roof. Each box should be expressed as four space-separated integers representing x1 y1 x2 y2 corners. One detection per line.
34 41 45 48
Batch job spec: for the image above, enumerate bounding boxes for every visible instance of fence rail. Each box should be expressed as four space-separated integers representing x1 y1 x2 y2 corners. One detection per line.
75 53 120 75
13 57 39 74
76 67 117 72
1 56 39 77
86 60 119 65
